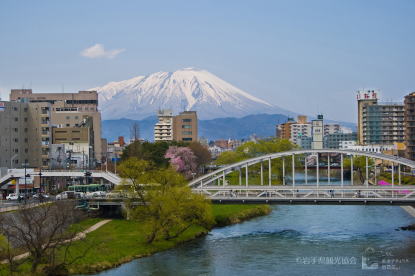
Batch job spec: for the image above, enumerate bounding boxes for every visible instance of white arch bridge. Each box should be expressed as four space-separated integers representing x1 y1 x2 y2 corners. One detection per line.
189 149 415 205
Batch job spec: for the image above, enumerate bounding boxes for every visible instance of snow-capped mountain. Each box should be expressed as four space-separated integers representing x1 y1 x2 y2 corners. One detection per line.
92 68 292 120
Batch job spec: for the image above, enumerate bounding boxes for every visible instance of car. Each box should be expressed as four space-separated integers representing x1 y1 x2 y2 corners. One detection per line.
74 192 86 199
33 193 50 200
86 191 107 198
56 191 75 200
6 193 23 200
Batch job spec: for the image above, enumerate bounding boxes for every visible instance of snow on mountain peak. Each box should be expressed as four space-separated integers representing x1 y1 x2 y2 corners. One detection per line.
92 68 290 120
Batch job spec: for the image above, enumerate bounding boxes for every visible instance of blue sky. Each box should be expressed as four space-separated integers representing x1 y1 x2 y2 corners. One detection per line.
1 0 414 122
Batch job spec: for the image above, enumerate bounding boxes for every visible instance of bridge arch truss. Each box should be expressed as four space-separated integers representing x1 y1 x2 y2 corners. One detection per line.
189 149 415 205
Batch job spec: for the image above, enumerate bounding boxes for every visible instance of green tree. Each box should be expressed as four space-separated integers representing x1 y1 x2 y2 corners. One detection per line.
120 158 214 243
121 140 188 168
215 151 247 165
188 142 212 173
215 138 299 184
117 158 154 203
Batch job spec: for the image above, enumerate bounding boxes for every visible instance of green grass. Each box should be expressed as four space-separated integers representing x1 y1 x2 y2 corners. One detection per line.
378 172 415 185
0 204 271 275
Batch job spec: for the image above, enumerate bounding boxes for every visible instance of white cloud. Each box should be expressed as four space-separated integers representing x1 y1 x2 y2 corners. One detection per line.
81 44 125 59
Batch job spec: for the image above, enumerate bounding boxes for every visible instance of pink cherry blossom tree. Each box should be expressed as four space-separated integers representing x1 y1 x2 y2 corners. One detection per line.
165 146 197 179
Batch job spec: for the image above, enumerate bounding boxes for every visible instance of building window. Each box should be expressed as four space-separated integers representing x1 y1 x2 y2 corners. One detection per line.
66 116 70 120
182 119 192 122
14 117 18 122
182 125 192 129
182 138 193 141
182 131 192 135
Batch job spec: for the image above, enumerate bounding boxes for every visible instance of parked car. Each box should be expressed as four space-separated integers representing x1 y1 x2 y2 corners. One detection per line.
74 192 86 199
6 193 23 200
33 193 50 200
56 191 75 200
86 191 107 198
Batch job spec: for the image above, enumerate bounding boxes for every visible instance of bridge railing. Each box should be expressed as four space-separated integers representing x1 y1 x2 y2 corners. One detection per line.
193 185 415 201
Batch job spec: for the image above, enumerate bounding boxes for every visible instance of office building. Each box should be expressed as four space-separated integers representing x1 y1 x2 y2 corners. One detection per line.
173 111 198 142
324 132 357 149
10 89 102 164
52 117 95 169
0 101 51 169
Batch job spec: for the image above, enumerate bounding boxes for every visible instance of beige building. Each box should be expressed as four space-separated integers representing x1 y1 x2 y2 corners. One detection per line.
0 101 51 169
10 89 102 163
173 111 198 142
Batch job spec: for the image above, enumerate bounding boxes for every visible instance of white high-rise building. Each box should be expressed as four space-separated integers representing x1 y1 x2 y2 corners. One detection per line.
290 123 312 145
154 109 173 141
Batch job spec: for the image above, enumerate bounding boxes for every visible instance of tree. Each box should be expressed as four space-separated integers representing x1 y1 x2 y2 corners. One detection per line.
0 201 90 274
188 142 212 173
165 146 198 179
215 138 299 184
215 151 247 165
130 122 140 142
127 167 214 243
117 158 154 204
121 140 189 168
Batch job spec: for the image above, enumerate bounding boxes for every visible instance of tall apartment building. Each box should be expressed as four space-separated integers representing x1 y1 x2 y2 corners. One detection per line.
276 117 296 139
154 110 198 142
311 115 324 150
0 101 51 169
173 111 198 142
290 122 312 145
324 124 341 135
154 109 174 141
10 89 102 163
363 103 404 144
404 92 415 160
357 90 378 144
357 89 404 145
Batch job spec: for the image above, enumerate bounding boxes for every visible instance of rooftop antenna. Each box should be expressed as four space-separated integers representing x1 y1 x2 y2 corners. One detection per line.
61 83 65 93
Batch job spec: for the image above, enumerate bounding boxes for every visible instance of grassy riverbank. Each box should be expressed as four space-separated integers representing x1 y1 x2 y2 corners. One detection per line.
68 204 271 275
0 204 271 275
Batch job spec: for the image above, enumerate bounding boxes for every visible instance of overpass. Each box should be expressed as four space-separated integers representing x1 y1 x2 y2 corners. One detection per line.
189 149 415 205
0 170 121 186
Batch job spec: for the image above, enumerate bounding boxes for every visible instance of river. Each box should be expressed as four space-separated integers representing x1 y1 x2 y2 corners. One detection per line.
90 176 415 276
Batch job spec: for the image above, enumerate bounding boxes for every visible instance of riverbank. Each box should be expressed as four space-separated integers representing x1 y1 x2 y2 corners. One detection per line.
66 204 271 275
0 204 270 275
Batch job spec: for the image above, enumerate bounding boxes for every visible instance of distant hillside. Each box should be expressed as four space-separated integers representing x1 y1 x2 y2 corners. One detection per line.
102 114 356 142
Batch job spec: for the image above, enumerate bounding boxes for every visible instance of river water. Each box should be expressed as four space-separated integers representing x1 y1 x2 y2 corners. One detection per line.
92 176 415 276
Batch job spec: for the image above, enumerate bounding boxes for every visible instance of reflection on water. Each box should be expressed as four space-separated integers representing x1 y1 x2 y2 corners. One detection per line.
91 204 415 276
